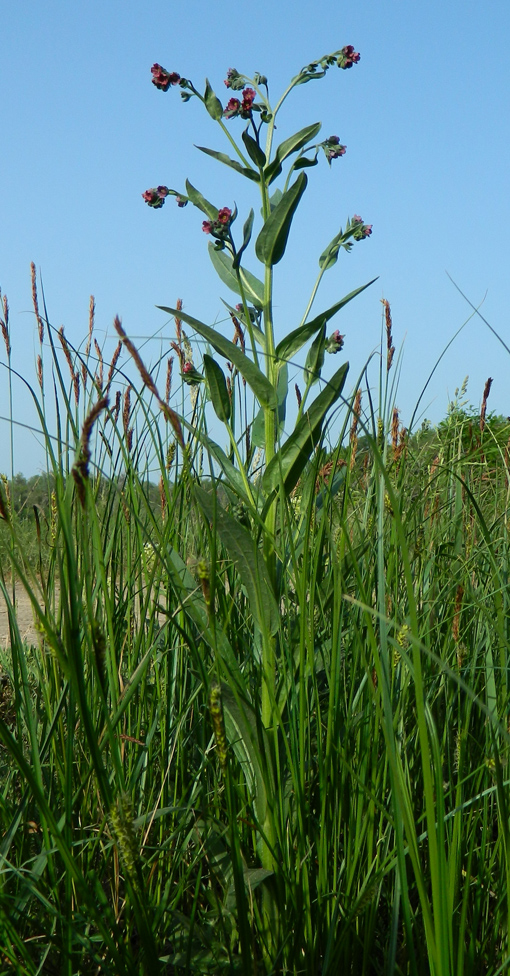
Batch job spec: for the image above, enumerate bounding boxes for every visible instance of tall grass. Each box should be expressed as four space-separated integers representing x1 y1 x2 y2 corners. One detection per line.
0 283 510 975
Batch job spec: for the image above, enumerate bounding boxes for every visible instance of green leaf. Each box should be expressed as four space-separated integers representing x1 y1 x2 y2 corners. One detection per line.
303 323 326 386
251 362 288 448
319 228 346 271
204 79 223 121
164 548 246 689
196 488 279 636
275 278 378 364
221 685 273 825
264 122 322 184
185 180 218 220
292 154 319 170
232 208 254 270
157 306 277 408
196 145 260 182
262 362 349 496
255 172 308 266
209 245 265 309
203 354 231 422
242 129 266 168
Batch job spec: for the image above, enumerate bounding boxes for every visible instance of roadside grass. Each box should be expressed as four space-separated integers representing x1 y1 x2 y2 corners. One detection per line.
0 293 510 975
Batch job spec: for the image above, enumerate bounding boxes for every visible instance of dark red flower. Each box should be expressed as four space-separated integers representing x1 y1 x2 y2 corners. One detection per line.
202 221 213 234
182 361 193 373
151 64 180 91
240 87 256 117
337 46 361 69
217 207 232 224
223 97 241 119
142 186 168 208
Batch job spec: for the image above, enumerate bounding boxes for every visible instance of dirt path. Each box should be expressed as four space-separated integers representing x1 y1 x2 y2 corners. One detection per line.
0 587 41 649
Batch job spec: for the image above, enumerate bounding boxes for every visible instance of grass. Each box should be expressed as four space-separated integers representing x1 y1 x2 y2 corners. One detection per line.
1 282 510 975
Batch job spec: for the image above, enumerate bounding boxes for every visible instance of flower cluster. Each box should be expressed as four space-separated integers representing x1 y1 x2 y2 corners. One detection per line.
142 186 170 209
326 330 345 354
223 88 256 119
323 135 347 162
181 361 203 385
224 67 245 91
352 215 372 240
337 45 360 69
202 207 233 238
151 64 181 91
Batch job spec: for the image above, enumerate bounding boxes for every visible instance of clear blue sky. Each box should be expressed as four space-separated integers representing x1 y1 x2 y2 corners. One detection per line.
1 0 509 475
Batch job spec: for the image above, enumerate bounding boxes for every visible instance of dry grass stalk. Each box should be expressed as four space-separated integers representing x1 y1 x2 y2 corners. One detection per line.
123 386 133 453
165 357 173 404
93 339 104 392
58 326 80 405
174 298 183 347
114 316 184 446
37 355 43 389
0 291 10 358
382 299 395 372
106 342 122 394
349 389 362 470
231 313 245 354
452 584 464 644
72 397 109 506
295 383 302 408
480 377 493 434
31 262 44 343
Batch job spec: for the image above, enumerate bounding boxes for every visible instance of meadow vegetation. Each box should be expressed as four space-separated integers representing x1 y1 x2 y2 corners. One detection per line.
1 46 510 976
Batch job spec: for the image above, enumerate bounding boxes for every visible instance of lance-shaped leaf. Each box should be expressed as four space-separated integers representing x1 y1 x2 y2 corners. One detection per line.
275 278 378 364
262 362 349 496
303 323 326 386
185 180 218 220
209 245 265 309
232 208 254 270
251 362 288 448
203 354 231 422
196 487 279 637
264 122 322 184
157 306 277 408
319 228 345 271
255 172 308 266
204 79 223 121
221 684 273 824
196 146 260 182
242 129 266 168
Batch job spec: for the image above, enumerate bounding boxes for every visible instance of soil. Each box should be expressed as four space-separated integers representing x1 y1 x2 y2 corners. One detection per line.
0 586 42 649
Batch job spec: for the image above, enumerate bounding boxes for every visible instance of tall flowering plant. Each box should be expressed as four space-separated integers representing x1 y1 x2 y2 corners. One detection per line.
142 48 374 740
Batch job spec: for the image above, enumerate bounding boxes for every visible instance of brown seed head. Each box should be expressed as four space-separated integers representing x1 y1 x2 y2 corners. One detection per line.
31 263 44 343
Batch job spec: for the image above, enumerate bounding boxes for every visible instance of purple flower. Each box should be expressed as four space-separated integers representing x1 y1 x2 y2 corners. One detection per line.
151 64 181 91
202 221 213 234
337 46 360 69
352 215 372 240
326 330 345 354
175 195 187 208
324 136 347 161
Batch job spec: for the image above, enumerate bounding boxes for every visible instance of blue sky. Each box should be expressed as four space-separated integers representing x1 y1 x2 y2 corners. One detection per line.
1 0 509 475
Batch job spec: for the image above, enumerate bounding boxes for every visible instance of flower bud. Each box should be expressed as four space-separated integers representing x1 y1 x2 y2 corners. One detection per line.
326 330 345 354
